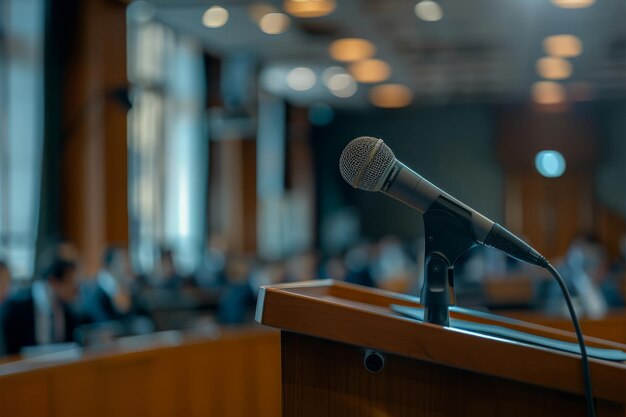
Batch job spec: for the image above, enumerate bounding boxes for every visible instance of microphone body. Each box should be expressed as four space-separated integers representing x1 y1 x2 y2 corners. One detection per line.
380 161 493 244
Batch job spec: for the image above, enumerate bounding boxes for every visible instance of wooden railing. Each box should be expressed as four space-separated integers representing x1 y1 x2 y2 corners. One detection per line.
0 326 281 417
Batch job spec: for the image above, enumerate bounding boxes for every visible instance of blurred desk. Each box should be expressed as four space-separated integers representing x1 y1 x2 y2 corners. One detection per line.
483 275 536 308
0 325 281 417
499 310 626 344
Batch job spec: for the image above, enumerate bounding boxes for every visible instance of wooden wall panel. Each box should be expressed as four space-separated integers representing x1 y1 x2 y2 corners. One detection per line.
504 170 596 259
241 141 258 253
61 0 128 275
211 140 257 254
595 205 626 262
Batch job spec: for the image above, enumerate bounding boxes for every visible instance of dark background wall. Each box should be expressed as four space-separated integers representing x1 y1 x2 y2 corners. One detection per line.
595 100 626 217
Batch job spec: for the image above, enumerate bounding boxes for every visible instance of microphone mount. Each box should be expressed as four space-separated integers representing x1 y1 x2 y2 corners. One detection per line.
421 197 478 326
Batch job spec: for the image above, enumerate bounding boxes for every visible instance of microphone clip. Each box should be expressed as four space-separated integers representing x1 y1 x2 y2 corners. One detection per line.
421 198 478 326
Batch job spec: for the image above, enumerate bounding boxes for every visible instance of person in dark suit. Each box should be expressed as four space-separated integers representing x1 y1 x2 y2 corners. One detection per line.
0 258 80 355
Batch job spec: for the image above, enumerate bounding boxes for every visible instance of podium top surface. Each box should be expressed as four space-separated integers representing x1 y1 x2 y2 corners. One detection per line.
256 280 626 404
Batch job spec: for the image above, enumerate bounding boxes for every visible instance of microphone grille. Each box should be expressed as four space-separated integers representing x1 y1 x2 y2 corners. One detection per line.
339 136 396 191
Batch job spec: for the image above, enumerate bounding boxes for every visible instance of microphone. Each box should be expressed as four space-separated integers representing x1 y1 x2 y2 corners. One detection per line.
340 136 597 417
339 136 547 267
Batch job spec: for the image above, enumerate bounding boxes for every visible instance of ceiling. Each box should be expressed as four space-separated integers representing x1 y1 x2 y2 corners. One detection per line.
144 0 626 106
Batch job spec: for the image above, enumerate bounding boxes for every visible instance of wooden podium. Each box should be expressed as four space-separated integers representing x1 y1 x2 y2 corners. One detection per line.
255 280 626 417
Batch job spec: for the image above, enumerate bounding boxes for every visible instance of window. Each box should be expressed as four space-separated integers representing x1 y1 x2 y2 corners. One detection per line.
127 3 208 275
0 0 45 279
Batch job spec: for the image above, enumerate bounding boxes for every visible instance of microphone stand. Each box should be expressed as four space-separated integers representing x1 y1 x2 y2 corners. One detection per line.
421 199 478 326
419 201 598 417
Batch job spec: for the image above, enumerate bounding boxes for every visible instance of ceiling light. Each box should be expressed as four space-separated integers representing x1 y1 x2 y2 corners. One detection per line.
369 84 413 108
551 0 595 9
536 57 572 80
259 13 290 34
414 1 443 22
284 0 336 18
327 73 357 98
202 6 229 28
329 38 376 62
327 73 352 90
532 81 565 105
286 67 316 91
543 35 583 58
348 59 391 83
322 66 346 85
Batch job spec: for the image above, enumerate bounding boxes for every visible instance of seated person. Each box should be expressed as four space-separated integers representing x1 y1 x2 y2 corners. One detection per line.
545 234 612 318
0 257 79 355
153 248 185 290
81 246 141 323
217 255 255 324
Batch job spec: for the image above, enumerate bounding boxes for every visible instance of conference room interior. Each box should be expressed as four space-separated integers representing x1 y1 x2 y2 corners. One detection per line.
0 0 624 415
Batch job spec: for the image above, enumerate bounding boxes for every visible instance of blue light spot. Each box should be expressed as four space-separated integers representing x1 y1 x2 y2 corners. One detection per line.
535 150 566 178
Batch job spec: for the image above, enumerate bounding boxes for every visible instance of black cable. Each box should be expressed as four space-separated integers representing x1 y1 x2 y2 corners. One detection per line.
545 263 596 417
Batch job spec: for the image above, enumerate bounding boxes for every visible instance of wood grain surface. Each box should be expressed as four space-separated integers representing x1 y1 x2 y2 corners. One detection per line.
283 332 624 417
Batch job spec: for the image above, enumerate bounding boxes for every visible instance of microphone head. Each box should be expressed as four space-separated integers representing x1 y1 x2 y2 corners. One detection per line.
339 136 396 191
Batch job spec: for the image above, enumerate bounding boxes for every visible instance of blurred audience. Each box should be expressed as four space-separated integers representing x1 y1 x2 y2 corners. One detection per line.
0 230 623 358
1 257 80 355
